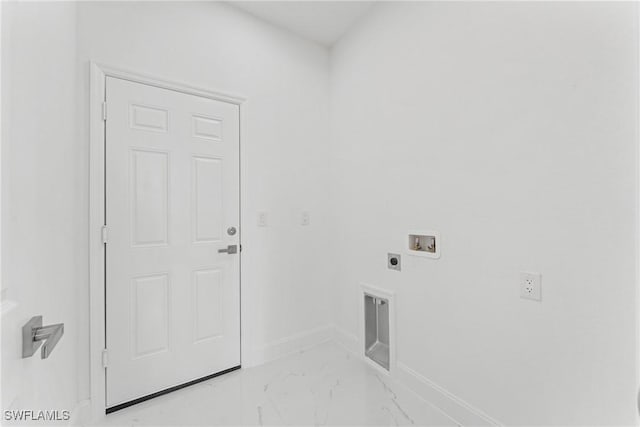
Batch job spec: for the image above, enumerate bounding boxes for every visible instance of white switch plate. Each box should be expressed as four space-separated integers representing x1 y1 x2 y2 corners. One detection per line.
520 272 541 301
257 211 268 227
301 211 310 226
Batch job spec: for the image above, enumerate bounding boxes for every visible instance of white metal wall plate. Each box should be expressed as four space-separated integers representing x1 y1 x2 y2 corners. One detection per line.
387 253 401 271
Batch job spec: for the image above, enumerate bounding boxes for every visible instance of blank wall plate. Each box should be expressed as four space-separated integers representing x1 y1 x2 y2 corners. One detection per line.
301 211 310 226
520 272 541 301
257 211 268 227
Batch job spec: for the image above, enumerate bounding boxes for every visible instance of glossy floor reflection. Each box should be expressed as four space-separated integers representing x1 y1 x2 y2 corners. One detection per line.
98 342 457 426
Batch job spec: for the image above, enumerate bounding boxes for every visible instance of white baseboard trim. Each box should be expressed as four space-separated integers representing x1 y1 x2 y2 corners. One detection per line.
396 362 503 426
259 324 334 365
69 399 91 426
329 325 501 426
331 325 359 355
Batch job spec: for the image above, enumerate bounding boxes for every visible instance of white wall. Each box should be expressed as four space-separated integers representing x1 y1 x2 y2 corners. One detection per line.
76 0 333 403
2 0 332 417
3 1 639 425
1 0 80 414
330 2 638 425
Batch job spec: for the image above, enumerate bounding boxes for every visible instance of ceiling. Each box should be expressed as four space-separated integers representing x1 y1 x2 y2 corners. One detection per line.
229 1 375 46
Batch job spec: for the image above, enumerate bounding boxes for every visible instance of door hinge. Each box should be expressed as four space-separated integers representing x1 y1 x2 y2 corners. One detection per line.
101 226 108 244
102 101 107 121
101 348 108 368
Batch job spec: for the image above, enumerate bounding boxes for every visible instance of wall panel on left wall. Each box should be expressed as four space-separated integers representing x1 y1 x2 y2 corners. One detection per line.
2 2 333 422
1 0 81 415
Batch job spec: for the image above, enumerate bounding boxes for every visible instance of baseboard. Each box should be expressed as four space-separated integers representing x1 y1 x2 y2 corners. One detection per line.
259 324 334 364
329 325 501 426
331 325 359 355
396 362 503 426
68 399 91 426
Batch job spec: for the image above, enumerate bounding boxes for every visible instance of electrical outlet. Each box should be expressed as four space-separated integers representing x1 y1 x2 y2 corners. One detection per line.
257 211 268 227
520 272 541 301
301 211 310 226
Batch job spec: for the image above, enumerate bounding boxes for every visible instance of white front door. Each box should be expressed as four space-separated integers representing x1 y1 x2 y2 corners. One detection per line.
105 77 240 409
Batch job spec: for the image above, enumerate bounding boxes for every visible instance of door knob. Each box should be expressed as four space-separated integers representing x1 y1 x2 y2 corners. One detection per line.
227 227 237 236
218 245 238 254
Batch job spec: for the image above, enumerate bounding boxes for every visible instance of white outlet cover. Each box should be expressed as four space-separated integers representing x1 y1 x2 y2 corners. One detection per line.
257 211 268 227
520 272 541 301
301 211 310 226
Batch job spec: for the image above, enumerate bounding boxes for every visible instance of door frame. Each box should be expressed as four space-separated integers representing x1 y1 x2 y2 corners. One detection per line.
88 62 248 422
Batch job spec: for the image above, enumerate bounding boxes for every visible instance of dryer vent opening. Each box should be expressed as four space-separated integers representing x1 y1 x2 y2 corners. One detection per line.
364 294 390 371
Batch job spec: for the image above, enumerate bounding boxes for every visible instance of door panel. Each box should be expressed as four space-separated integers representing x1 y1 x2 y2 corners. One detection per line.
130 149 169 246
105 77 240 408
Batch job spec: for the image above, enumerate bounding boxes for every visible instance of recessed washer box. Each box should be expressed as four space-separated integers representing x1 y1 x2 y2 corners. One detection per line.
360 284 396 375
407 230 440 259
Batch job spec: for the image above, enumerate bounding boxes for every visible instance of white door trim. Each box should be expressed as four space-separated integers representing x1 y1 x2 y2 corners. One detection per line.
88 62 248 422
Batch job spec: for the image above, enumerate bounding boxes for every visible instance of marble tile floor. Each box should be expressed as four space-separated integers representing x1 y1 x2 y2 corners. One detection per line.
97 342 457 426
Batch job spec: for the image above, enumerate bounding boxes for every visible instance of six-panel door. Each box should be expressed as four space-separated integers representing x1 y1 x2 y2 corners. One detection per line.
105 77 240 407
